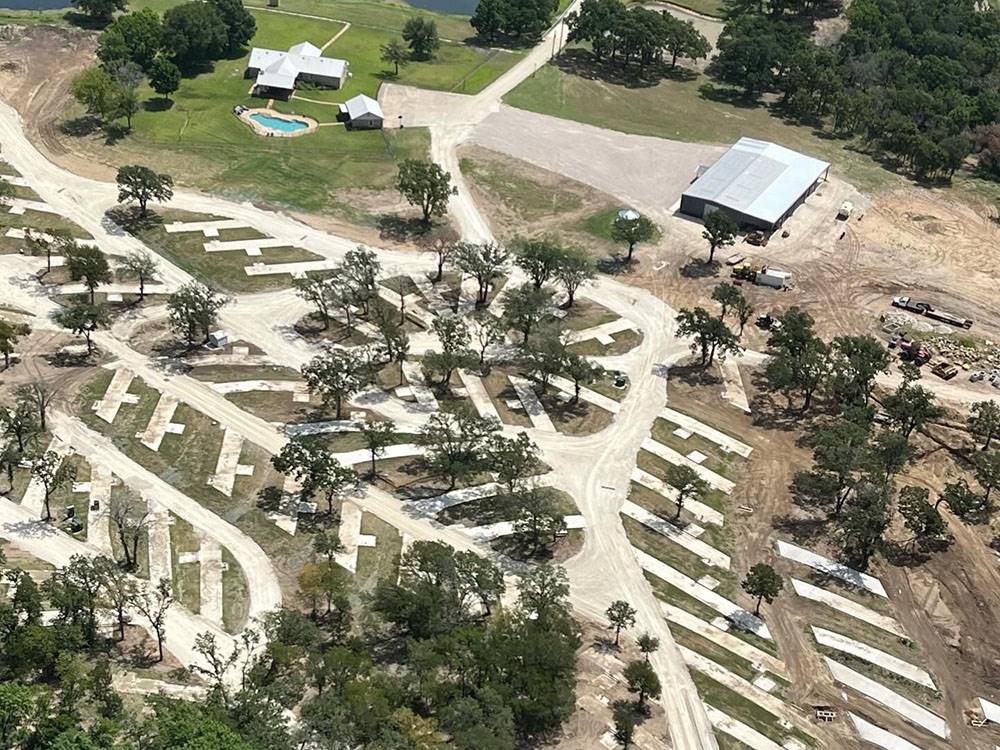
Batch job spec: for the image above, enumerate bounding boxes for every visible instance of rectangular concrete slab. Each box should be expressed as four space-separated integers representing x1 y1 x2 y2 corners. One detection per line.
198 537 224 625
790 579 904 637
207 428 245 497
509 375 556 432
137 393 181 452
631 467 725 527
812 626 935 689
633 547 770 638
641 438 735 493
847 713 923 750
400 361 440 412
549 374 621 414
706 705 785 750
824 658 948 739
621 499 730 569
86 464 114 555
776 539 888 597
457 369 502 421
94 368 136 424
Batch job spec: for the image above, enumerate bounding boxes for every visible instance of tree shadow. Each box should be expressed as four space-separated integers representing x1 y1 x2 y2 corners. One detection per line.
59 116 103 138
667 362 722 388
596 254 632 275
44 349 93 368
679 259 719 278
105 206 162 233
882 537 952 568
550 48 694 89
143 97 175 112
63 10 111 29
697 82 763 109
376 214 433 243
772 513 828 545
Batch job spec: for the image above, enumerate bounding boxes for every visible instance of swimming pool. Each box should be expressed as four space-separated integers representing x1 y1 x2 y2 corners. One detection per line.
249 113 309 133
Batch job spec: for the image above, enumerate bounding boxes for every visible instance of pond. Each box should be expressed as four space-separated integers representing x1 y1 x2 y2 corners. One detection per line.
404 0 478 16
0 0 70 9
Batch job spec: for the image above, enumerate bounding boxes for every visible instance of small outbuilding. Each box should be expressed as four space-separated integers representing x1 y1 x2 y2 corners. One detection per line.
339 94 384 130
680 137 830 230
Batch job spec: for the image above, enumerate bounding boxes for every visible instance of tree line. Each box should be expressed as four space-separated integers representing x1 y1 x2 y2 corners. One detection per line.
0 535 580 749
710 0 1000 181
71 0 256 131
567 0 711 77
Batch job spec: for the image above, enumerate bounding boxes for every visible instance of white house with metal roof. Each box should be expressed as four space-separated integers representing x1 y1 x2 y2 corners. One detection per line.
339 94 384 130
246 42 349 98
680 138 830 230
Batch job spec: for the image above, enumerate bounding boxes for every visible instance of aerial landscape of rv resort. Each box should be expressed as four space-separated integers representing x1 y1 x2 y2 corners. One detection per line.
2 0 1000 748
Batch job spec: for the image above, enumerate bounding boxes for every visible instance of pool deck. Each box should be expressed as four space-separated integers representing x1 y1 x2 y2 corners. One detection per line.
239 107 318 138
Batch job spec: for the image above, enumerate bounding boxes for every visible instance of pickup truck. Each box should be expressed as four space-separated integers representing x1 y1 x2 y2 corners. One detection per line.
891 296 932 314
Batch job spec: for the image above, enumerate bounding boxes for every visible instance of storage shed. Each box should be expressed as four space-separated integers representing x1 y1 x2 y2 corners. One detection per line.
339 94 384 130
680 138 830 230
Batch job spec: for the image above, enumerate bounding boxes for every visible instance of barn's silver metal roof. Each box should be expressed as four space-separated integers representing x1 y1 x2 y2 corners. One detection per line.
343 94 383 121
683 138 830 224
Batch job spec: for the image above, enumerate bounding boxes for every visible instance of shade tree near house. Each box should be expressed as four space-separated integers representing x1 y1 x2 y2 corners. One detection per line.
97 9 163 73
401 17 440 61
116 165 174 217
149 56 181 101
741 562 783 616
166 282 227 346
396 159 456 224
380 38 410 76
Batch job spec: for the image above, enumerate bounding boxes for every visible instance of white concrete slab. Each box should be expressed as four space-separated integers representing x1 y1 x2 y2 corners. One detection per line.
461 514 584 542
633 548 770 638
847 713 923 750
146 499 172 585
136 393 181 452
812 627 935 689
573 317 635 344
93 368 136 424
207 428 251 497
408 272 451 313
203 237 288 255
641 438 735 493
720 356 751 414
621 499 730 569
209 379 311 402
456 368 502 421
790 579 904 637
706 705 784 750
334 442 423 468
335 502 373 573
509 375 556 432
825 658 949 738
979 697 1000 724
198 537 224 625
661 407 753 458
400 361 440 412
661 602 787 677
776 539 888 597
164 219 248 235
86 464 113 555
631 467 725 527
673 427 693 440
687 450 708 464
411 482 501 517
19 437 73 518
244 259 337 276
549 374 621 414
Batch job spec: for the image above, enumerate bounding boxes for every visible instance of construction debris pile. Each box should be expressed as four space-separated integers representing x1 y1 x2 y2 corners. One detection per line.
883 312 1000 370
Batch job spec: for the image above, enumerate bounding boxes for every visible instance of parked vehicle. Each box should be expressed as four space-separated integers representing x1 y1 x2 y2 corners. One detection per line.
756 267 793 289
756 314 781 330
899 340 931 364
931 362 958 380
892 296 932 314
971 371 985 382
837 201 854 220
924 308 974 329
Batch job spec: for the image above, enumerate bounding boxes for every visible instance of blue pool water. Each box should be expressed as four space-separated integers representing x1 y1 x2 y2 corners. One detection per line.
250 113 309 133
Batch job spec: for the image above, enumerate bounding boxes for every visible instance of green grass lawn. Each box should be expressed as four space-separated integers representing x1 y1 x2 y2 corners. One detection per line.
504 57 900 194
73 0 521 220
126 209 323 292
0 209 94 254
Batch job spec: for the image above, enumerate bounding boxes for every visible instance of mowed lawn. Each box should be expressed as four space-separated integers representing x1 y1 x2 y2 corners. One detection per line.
76 0 521 215
504 59 899 193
